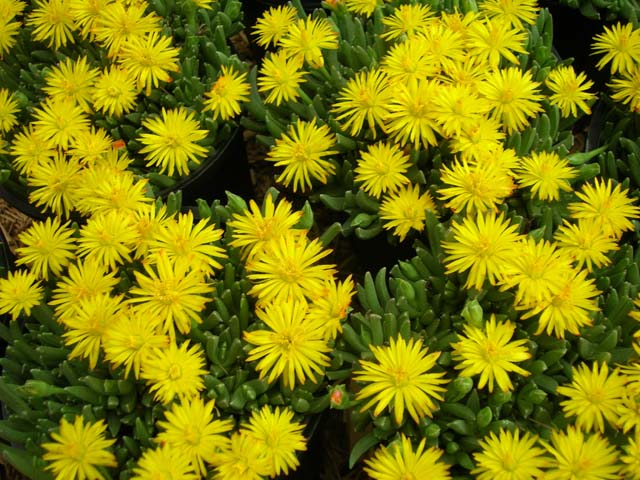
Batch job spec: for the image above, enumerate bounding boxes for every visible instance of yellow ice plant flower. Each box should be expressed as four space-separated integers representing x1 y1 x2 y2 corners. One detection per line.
92 65 138 117
354 336 449 425
0 270 43 321
542 426 620 480
211 431 272 480
332 68 392 138
62 293 124 369
267 118 338 193
148 210 227 276
0 88 19 133
467 17 528 68
344 0 379 16
0 19 20 58
258 51 307 106
242 405 307 477
438 159 514 215
27 0 76 50
244 300 331 388
568 177 640 238
203 65 250 120
252 4 299 48
138 107 209 177
0 0 26 18
472 429 549 480
609 65 640 112
621 433 640 480
381 3 434 40
422 21 468 70
118 31 180 95
156 397 234 476
432 84 492 138
521 268 600 338
279 17 339 68
385 78 442 149
32 97 90 149
381 36 440 85
76 210 138 271
546 65 596 117
557 362 627 433
15 217 76 280
128 252 213 340
69 0 111 40
614 389 640 433
28 151 82 218
306 275 356 341
592 22 640 75
554 219 619 272
478 67 544 133
42 416 116 480
379 183 438 242
452 315 531 392
443 211 522 291
43 56 99 112
102 308 170 379
75 168 151 217
93 1 161 56
132 444 199 480
449 116 505 161
10 126 55 175
140 340 207 404
514 150 577 201
354 142 412 199
227 194 304 259
68 127 113 164
479 0 539 30
364 435 451 480
131 203 171 259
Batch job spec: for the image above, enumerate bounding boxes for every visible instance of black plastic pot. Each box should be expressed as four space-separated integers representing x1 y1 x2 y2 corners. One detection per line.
0 182 49 221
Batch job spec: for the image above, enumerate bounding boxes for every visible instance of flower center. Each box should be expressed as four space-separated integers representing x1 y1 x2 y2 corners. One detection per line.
168 363 182 380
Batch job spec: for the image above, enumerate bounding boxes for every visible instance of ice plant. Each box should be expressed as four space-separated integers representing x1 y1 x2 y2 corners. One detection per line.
0 269 43 321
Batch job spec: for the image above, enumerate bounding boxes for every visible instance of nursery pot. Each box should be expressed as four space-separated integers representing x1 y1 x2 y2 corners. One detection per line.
0 181 50 221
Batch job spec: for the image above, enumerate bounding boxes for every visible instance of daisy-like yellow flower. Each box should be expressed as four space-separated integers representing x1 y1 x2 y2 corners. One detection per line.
332 68 392 138
452 315 531 392
244 300 331 389
76 210 138 271
555 218 619 272
379 183 438 242
140 340 207 405
521 268 600 338
258 51 307 106
0 88 19 133
93 1 161 56
69 0 111 41
306 275 356 341
443 211 522 291
354 336 449 425
68 127 113 164
0 269 43 321
472 429 549 480
568 177 640 238
381 3 434 40
128 252 213 340
479 0 539 30
138 107 209 177
546 65 596 117
354 142 412 199
10 125 56 175
266 118 338 193
609 65 640 112
203 64 250 121
557 362 627 433
614 388 640 433
479 67 544 133
381 35 439 85
227 194 304 259
279 16 339 68
102 308 169 379
42 416 117 480
514 150 577 201
132 444 199 480
62 293 124 369
43 56 99 112
421 22 468 71
252 4 299 48
15 217 76 280
131 203 171 259
385 78 441 149
0 19 20 58
28 152 83 218
543 426 620 480
27 0 76 50
211 431 272 480
31 97 90 149
467 17 528 68
92 65 138 117
592 22 640 75
449 116 505 161
344 0 380 17
118 31 180 96
432 84 492 138
242 405 307 477
621 433 640 480
75 170 152 217
0 0 26 19
156 397 234 476
364 435 451 480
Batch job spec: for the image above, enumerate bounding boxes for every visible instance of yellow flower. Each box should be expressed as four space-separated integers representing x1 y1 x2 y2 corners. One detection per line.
0 88 19 133
210 431 272 480
244 300 331 389
42 416 117 480
609 66 640 112
514 150 577 201
621 433 640 480
0 19 20 58
69 0 111 40
0 0 26 18
354 336 449 425
478 0 539 30
554 218 619 272
138 107 209 177
448 116 505 162
0 270 43 321
43 56 99 112
10 125 56 175
140 340 207 405
467 17 528 68
354 142 411 199
381 3 434 40
92 65 138 117
364 435 451 480
31 97 90 149
252 4 299 48
258 51 307 106
279 17 339 68
546 65 596 117
432 84 492 138
379 183 438 241
203 65 250 121
344 0 380 17
93 1 161 56
266 118 338 193
68 127 113 164
452 315 531 392
420 22 467 71
26 0 76 50
132 445 199 480
592 21 640 75
76 169 152 217
27 151 83 218
381 36 439 85
306 275 356 341
130 203 171 259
